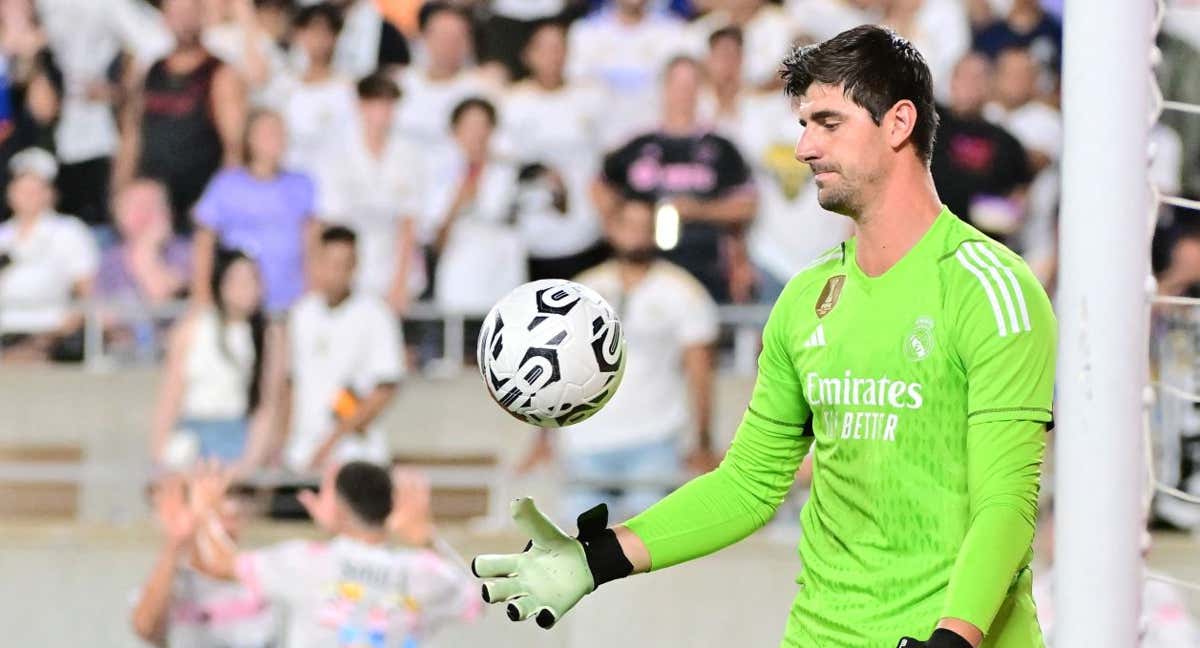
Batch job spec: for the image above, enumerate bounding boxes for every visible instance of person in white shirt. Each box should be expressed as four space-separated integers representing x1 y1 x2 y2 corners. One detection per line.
151 249 283 471
328 0 411 80
131 471 279 648
201 0 291 108
426 97 524 316
566 0 695 146
500 20 609 282
35 0 171 228
481 0 567 81
316 73 424 314
702 26 850 301
688 0 799 90
285 226 404 472
395 2 495 154
0 148 98 362
785 0 878 42
520 197 720 520
880 0 970 102
281 3 358 176
195 460 478 648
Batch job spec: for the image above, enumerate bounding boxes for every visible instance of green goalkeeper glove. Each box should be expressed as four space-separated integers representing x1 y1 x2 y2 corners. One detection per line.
471 498 633 629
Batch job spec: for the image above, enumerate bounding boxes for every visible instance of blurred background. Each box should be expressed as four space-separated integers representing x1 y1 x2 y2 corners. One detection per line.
0 0 1198 645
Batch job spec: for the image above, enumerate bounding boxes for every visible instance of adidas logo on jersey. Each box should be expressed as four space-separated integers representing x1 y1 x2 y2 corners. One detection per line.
803 324 826 348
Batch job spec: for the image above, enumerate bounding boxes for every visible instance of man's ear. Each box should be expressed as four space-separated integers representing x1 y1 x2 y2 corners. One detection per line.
886 99 919 152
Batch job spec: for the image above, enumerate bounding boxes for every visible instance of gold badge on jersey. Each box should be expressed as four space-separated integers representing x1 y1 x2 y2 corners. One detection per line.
815 275 846 319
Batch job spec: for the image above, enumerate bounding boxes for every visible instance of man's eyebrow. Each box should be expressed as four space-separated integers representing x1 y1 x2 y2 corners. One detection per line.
798 109 846 125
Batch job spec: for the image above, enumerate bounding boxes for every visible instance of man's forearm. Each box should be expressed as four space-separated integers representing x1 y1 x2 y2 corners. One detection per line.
130 542 182 643
340 384 398 434
623 410 810 570
940 420 1044 634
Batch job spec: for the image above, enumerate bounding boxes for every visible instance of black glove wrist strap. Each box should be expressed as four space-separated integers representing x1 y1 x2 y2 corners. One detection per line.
926 628 973 648
575 503 634 589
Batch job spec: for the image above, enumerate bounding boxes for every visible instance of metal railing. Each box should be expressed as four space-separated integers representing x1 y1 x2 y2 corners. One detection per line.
0 297 772 376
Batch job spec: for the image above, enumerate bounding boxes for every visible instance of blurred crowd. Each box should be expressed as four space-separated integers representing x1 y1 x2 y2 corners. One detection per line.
0 0 1196 645
0 0 1126 365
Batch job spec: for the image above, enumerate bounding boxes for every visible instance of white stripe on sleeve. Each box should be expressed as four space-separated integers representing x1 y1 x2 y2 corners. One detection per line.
955 248 1008 337
973 242 1032 332
965 242 1020 334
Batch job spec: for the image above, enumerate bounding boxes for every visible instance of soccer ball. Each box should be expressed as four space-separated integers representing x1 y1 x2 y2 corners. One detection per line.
477 279 626 427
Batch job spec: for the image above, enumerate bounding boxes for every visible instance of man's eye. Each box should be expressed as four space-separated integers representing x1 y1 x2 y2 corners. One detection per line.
824 123 839 131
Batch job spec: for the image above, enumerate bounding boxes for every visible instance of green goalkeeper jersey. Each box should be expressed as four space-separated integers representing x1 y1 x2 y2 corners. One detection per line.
626 207 1055 647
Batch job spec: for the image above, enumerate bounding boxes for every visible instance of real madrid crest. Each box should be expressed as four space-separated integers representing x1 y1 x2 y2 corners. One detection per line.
815 275 846 319
904 317 936 362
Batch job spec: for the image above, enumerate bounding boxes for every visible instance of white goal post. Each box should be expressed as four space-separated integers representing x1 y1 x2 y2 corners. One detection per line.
1054 0 1155 645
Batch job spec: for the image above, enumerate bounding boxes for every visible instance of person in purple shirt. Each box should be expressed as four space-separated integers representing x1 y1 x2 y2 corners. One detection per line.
98 178 192 305
193 109 317 314
98 178 192 356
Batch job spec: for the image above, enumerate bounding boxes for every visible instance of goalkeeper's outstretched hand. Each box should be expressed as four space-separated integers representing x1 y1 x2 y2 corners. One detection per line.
898 628 973 648
471 498 633 629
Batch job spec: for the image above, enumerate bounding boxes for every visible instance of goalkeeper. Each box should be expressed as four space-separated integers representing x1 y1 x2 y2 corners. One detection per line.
473 24 1055 648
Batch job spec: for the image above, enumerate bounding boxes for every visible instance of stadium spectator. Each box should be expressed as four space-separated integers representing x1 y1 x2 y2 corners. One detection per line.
595 56 757 303
0 1 62 204
284 226 404 471
316 73 424 313
983 46 1061 283
984 47 1059 174
98 179 191 308
115 0 246 232
520 197 719 520
151 249 281 469
567 0 693 145
785 0 878 42
0 148 98 363
500 20 609 282
396 1 493 153
193 109 317 315
281 2 358 176
879 0 970 101
972 0 1062 77
201 0 292 108
37 0 169 232
703 26 849 301
328 0 411 80
480 0 569 81
931 52 1030 248
131 471 278 647
427 97 524 314
689 0 798 90
194 461 477 647
97 179 191 357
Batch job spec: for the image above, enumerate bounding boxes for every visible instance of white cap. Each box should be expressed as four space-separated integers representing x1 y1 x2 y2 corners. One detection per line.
8 148 58 182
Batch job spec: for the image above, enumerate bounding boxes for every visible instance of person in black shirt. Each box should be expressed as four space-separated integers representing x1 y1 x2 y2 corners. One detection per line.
931 52 1030 249
594 56 756 303
114 0 246 234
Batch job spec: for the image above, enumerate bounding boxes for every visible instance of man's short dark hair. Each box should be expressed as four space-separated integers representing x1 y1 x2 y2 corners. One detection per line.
780 25 939 162
356 72 402 101
709 25 743 50
294 2 344 33
335 462 393 527
418 0 471 32
321 224 357 246
450 96 497 128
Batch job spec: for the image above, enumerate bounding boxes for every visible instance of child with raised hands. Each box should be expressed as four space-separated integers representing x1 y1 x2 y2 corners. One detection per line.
192 461 478 648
